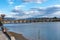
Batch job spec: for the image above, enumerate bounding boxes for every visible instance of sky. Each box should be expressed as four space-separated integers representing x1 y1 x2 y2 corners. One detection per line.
0 0 60 19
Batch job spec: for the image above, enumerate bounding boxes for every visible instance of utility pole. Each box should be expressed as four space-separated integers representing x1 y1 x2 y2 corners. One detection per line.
38 29 40 40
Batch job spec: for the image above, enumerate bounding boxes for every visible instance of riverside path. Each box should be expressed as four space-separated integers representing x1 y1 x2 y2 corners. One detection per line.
0 31 15 40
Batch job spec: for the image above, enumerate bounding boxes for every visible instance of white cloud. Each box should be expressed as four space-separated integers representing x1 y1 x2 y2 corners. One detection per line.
9 1 14 5
34 0 46 3
5 14 13 18
27 10 44 15
14 15 32 19
53 5 60 7
41 16 48 18
11 6 45 19
10 4 60 19
51 11 60 17
23 0 47 3
45 5 60 8
43 10 60 18
0 11 8 17
10 12 33 19
11 9 45 19
8 0 14 5
14 5 25 10
0 11 6 15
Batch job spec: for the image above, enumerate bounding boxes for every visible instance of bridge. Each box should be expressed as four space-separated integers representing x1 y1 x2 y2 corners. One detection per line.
2 18 60 24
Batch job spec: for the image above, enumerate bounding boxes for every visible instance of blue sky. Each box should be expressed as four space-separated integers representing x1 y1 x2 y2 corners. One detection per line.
0 0 60 19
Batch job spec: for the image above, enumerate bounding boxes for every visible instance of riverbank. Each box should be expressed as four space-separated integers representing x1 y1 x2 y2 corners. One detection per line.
0 31 27 40
7 31 28 40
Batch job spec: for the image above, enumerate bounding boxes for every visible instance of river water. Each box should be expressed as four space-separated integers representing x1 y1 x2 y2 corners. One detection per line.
3 22 60 40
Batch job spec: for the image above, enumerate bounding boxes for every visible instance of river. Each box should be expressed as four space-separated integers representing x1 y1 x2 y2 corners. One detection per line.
3 22 60 40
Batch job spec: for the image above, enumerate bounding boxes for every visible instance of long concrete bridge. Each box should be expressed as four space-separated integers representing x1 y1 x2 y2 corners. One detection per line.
3 20 32 24
2 18 60 24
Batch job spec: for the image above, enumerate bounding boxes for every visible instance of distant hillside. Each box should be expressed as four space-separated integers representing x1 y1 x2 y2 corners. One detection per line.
4 18 16 20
